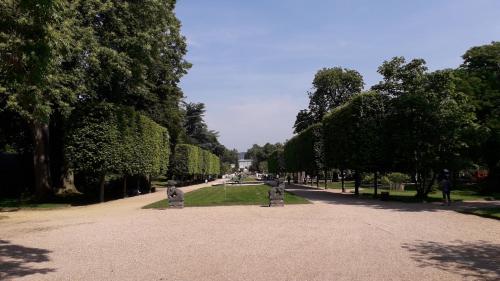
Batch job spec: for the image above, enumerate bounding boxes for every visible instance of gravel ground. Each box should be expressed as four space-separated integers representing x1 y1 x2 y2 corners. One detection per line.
1 183 499 281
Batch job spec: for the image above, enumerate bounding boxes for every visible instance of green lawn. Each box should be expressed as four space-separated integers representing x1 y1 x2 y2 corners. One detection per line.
0 198 71 210
143 185 310 208
460 207 500 220
0 191 97 210
358 187 500 203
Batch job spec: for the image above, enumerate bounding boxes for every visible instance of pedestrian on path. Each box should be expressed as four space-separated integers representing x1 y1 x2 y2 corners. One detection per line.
439 169 452 206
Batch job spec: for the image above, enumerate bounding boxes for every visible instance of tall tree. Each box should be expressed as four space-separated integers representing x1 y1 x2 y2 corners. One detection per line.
0 0 84 199
375 57 478 198
324 92 390 195
294 67 363 133
293 110 314 134
458 42 500 191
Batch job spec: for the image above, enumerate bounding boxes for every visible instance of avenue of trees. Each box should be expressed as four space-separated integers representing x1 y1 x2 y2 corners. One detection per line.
0 1 233 202
284 42 499 198
244 143 283 172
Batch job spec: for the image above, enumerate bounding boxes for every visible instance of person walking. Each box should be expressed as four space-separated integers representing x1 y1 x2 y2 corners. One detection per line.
440 170 452 206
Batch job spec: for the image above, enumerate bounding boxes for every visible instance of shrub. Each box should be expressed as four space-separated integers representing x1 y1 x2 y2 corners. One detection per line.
386 172 410 183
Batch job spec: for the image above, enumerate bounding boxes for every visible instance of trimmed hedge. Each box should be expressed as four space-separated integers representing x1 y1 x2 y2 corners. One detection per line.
323 92 389 172
268 149 285 174
284 123 323 175
66 103 170 178
172 144 220 179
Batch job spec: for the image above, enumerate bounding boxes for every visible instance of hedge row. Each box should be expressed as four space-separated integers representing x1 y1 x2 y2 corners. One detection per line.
66 103 170 179
323 92 388 172
172 144 220 178
284 123 323 175
268 149 285 174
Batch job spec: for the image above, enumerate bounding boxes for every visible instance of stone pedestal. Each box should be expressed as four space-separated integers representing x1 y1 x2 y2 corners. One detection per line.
269 199 284 207
167 186 184 209
269 185 285 207
168 200 184 208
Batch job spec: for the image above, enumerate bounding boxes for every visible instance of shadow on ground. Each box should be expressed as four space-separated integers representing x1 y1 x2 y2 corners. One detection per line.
286 185 500 213
0 239 55 279
402 240 500 280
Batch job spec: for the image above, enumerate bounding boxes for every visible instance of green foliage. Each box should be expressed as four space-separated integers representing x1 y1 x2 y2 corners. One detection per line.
268 150 285 174
458 42 500 190
0 0 190 199
245 143 283 172
66 103 170 177
294 67 364 133
284 123 323 175
386 172 410 183
172 144 220 178
362 174 374 184
323 91 389 172
258 161 268 173
0 0 83 123
383 66 478 196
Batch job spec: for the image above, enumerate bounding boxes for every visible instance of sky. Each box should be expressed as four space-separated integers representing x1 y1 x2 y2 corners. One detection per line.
175 0 500 152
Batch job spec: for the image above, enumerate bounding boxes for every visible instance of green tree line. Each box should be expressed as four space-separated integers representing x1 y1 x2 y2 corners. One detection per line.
284 42 499 197
0 0 229 202
172 144 221 181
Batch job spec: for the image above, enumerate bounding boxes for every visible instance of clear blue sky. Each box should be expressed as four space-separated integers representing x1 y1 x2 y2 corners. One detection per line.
176 0 500 152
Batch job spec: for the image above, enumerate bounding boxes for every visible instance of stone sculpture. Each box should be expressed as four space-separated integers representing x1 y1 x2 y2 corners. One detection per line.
167 184 184 208
269 184 285 207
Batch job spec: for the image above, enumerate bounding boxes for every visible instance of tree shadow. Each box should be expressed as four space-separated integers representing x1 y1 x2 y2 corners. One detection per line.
0 239 55 279
402 240 500 280
286 185 500 213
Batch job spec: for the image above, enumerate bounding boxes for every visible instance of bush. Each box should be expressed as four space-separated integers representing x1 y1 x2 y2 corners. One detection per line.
386 172 410 183
362 174 374 184
381 176 391 186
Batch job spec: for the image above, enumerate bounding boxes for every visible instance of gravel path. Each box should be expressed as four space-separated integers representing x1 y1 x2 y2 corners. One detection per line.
1 183 499 281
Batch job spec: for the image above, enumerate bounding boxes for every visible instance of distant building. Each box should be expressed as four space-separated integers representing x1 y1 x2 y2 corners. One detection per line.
238 152 252 171
238 152 246 160
238 159 252 171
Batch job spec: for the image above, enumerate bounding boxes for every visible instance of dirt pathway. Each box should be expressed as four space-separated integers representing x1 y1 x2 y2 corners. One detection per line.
1 180 499 281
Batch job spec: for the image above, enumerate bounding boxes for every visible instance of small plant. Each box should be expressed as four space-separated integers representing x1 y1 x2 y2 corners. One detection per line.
387 172 410 183
362 174 374 184
381 176 391 186
386 172 410 191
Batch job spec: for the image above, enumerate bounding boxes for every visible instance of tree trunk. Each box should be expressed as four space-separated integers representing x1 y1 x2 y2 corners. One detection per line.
123 175 127 198
99 174 105 203
31 121 52 200
416 171 427 199
354 171 360 196
146 175 152 193
373 171 378 197
324 169 328 189
341 170 345 193
49 111 77 194
424 171 437 196
316 174 319 188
